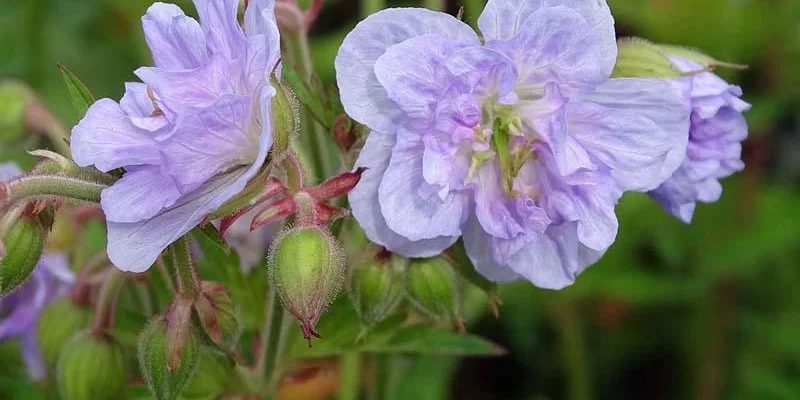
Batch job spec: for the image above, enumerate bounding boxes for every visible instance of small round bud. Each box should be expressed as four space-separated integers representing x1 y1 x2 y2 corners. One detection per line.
405 257 461 320
137 318 200 400
0 81 32 144
349 260 403 325
57 331 129 400
268 226 345 342
179 346 232 400
37 299 92 367
1 216 45 296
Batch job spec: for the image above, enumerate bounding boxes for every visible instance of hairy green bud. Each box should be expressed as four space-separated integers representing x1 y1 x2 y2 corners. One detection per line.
1 216 44 296
138 318 200 400
56 331 128 400
179 346 232 400
0 81 31 144
349 260 403 325
195 282 241 352
268 226 345 343
270 76 300 161
405 257 461 320
37 299 92 367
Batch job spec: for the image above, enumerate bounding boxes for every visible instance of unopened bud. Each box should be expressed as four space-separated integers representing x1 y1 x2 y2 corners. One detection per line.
195 282 242 352
271 76 299 160
612 38 682 79
179 346 232 400
57 331 128 400
1 216 45 296
405 257 461 320
0 81 32 144
349 260 403 325
37 299 92 367
268 226 345 343
138 318 200 400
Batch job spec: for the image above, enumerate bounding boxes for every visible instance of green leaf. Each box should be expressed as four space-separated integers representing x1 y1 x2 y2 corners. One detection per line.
612 38 683 78
288 298 505 359
281 66 332 130
57 63 95 116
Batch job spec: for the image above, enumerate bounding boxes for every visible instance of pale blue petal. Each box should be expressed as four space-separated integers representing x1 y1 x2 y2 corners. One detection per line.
349 132 458 257
101 166 182 223
378 130 470 241
335 8 479 134
462 216 521 283
244 0 281 72
193 0 246 59
142 2 209 70
0 162 22 181
70 99 161 172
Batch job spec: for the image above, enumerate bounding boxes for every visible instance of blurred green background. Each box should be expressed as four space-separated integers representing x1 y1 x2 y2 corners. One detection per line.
1 0 798 399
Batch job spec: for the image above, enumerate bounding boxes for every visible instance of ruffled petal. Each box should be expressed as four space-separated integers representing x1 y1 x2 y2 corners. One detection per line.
244 0 281 72
374 35 472 126
101 166 182 223
349 132 459 257
162 94 258 192
119 83 170 132
462 216 521 283
486 6 615 97
193 0 246 59
378 130 470 241
142 2 209 70
70 99 161 172
505 222 604 289
106 85 275 272
335 8 479 134
571 78 691 192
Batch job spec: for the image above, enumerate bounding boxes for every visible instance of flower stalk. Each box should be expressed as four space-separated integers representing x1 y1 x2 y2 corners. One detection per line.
1 174 108 204
163 236 200 298
89 269 126 337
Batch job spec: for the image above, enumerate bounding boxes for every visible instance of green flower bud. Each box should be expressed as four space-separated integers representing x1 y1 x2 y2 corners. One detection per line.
405 257 460 320
138 318 200 400
196 282 241 352
268 226 345 342
57 331 129 400
270 75 299 160
611 38 682 79
1 216 45 296
0 81 31 144
37 299 92 367
179 346 232 400
349 260 403 325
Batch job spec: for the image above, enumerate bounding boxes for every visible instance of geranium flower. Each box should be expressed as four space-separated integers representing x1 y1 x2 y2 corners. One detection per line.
71 0 280 272
337 0 690 288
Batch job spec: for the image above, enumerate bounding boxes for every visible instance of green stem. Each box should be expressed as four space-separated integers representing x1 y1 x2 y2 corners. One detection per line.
462 0 484 27
361 0 386 18
368 355 390 400
2 174 107 204
552 298 592 400
282 24 337 182
424 0 446 11
164 236 199 298
89 270 126 337
339 352 362 400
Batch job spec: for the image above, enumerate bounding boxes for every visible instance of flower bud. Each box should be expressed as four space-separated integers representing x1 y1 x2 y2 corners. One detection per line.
349 260 403 325
179 346 232 400
1 216 45 296
0 81 32 144
612 38 682 79
138 318 200 400
57 331 128 400
271 76 299 160
37 299 92 367
405 257 461 320
195 282 242 352
268 226 345 342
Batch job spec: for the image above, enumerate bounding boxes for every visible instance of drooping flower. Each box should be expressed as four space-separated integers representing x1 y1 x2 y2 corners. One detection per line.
649 56 750 223
337 0 691 289
0 253 74 380
70 0 281 272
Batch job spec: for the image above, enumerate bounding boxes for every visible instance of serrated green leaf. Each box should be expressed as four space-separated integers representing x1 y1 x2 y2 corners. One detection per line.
57 63 95 116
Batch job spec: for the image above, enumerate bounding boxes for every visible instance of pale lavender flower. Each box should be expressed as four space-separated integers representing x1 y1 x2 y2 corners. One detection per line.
70 0 281 272
337 0 691 288
649 56 750 222
0 253 74 380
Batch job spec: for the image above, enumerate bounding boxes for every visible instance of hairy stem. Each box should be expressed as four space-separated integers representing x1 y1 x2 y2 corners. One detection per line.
164 236 200 298
2 174 107 204
89 270 126 337
552 298 592 400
